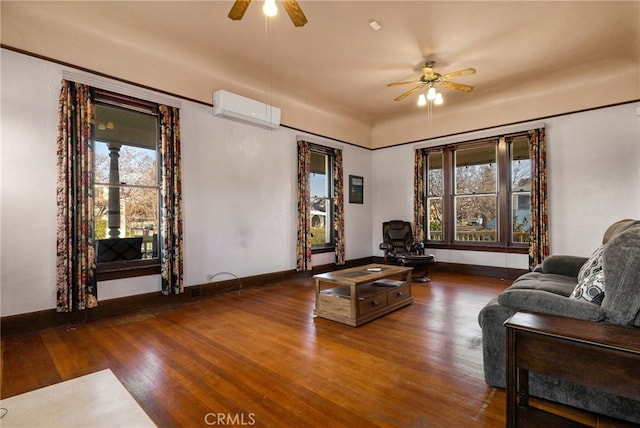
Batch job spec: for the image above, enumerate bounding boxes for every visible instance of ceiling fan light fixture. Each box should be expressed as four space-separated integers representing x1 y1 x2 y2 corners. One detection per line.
417 93 427 106
426 86 437 101
263 0 278 17
434 92 444 105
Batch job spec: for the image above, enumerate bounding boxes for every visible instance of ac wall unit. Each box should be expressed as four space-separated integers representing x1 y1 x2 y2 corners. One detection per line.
212 90 281 129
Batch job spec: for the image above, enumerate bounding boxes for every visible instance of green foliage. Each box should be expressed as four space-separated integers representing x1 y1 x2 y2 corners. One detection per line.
95 218 107 240
311 227 326 245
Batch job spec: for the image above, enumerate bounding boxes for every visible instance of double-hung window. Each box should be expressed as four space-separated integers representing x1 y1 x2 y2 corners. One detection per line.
94 91 161 278
309 145 336 251
424 132 531 250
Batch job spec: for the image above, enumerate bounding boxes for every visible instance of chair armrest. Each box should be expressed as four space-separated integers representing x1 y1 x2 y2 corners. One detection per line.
535 255 588 278
379 243 393 253
410 241 425 255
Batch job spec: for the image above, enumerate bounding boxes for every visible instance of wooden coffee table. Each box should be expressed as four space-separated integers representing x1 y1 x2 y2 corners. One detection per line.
313 264 413 326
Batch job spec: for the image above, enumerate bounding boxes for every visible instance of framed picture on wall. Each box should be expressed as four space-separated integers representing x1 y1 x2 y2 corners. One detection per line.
349 175 363 204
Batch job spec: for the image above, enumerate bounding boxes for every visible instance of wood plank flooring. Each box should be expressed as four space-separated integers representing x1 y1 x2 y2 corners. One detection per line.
0 272 625 427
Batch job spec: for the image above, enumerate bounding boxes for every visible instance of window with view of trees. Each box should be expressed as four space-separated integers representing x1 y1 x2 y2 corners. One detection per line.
423 132 531 249
309 146 335 250
94 94 160 264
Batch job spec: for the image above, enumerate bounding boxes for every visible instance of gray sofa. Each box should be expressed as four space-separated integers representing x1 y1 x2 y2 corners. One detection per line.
478 219 640 423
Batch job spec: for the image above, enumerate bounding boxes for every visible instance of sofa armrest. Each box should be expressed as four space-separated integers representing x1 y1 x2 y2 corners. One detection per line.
535 255 588 278
497 289 603 321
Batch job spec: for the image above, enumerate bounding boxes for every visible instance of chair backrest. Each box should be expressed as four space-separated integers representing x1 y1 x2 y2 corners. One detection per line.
382 220 414 254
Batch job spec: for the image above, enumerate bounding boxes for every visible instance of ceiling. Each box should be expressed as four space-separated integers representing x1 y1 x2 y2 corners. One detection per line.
1 1 639 147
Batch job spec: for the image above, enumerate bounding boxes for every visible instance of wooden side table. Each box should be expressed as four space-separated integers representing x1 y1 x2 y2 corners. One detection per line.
505 311 640 427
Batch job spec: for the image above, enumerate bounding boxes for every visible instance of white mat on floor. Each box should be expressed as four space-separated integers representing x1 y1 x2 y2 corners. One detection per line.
0 369 156 427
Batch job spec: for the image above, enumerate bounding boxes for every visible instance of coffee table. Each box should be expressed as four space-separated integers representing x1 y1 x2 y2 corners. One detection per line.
313 264 413 326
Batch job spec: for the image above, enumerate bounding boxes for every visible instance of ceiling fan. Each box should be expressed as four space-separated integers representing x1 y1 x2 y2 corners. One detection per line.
388 61 476 105
228 0 308 27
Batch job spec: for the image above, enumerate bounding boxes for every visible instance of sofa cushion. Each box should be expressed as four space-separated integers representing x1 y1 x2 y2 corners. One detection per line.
602 219 640 244
601 224 640 327
570 271 605 305
577 244 606 283
510 271 577 296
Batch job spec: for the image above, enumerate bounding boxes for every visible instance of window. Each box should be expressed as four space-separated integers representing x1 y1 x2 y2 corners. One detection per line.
510 136 531 243
309 146 335 251
94 91 161 275
455 144 497 242
426 151 444 241
423 132 531 249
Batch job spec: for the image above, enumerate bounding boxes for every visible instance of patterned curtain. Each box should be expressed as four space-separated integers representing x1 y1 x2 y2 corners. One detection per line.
529 128 549 269
413 148 427 243
159 105 184 295
56 80 97 312
296 141 312 271
333 147 345 265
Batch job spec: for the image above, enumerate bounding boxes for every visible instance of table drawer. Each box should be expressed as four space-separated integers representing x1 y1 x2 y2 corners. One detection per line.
359 293 388 316
387 283 411 305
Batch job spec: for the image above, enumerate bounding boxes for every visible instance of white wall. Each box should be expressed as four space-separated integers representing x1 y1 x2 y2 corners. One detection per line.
371 103 640 267
0 50 373 316
2 48 639 317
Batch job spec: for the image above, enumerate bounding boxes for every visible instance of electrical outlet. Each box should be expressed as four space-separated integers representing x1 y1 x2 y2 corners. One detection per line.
191 287 201 297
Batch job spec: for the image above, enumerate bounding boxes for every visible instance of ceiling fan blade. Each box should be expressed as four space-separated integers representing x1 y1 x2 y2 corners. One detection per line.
443 68 476 80
387 80 421 87
394 86 422 101
282 0 308 27
228 0 252 20
440 81 474 92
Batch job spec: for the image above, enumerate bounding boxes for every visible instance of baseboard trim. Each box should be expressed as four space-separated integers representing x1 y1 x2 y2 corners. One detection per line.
432 262 528 279
371 256 528 280
1 257 523 336
1 258 375 337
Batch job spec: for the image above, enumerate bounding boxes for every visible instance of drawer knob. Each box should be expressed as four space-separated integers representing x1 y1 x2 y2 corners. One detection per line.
396 291 404 297
371 300 379 307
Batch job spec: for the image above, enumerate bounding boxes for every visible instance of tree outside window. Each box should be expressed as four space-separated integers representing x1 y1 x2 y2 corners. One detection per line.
424 132 531 248
309 147 335 249
94 101 160 261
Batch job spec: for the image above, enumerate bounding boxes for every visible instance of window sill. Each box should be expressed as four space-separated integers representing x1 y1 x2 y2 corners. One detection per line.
312 246 335 254
425 242 529 254
96 259 161 281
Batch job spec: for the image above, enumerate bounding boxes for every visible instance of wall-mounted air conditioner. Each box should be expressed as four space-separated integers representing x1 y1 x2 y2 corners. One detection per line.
212 90 281 129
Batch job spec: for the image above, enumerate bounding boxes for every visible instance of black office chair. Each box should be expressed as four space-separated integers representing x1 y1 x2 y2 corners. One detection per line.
380 220 436 282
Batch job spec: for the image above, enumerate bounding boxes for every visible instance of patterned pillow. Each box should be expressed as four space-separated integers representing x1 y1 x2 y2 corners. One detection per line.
570 271 606 305
577 244 607 283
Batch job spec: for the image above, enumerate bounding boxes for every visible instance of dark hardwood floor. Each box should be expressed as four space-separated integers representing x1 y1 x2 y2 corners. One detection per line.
0 272 625 427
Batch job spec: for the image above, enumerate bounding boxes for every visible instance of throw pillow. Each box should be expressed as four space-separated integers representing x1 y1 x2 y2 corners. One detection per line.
577 244 607 283
570 271 606 305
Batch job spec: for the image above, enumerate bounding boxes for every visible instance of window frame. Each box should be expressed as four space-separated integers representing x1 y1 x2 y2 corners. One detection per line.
423 132 530 253
94 89 162 280
309 144 336 253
